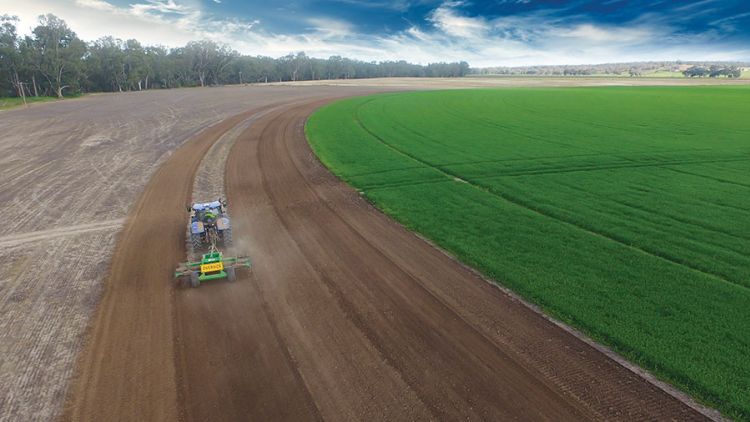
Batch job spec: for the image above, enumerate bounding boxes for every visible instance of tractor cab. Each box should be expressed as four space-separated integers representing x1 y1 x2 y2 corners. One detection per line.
190 200 226 225
187 199 233 249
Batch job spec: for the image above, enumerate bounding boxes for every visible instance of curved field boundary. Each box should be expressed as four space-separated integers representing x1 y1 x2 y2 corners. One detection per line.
307 89 747 419
224 99 708 420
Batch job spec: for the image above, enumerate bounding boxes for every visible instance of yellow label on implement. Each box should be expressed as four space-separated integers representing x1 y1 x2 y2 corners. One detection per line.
201 262 224 273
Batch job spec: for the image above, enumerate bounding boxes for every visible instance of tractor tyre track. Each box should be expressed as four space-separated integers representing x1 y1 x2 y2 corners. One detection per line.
61 107 283 421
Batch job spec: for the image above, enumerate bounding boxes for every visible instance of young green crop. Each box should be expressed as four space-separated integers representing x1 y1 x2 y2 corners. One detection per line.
306 87 750 420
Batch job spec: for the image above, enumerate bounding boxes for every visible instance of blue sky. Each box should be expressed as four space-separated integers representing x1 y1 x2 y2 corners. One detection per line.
2 0 749 66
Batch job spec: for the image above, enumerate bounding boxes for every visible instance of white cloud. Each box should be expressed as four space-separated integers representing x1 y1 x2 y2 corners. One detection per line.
0 0 746 67
428 1 489 39
74 0 116 12
5 0 199 45
307 17 354 38
555 23 657 44
129 0 192 16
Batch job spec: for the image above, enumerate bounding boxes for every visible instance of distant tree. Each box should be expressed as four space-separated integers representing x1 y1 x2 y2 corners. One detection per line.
183 40 234 86
327 55 344 79
86 36 125 92
683 65 742 78
144 45 169 89
30 14 86 98
256 56 278 82
683 66 709 77
211 44 237 84
473 61 749 78
168 46 191 87
124 39 147 90
18 36 39 96
278 52 309 81
184 41 211 86
310 57 326 81
0 15 24 97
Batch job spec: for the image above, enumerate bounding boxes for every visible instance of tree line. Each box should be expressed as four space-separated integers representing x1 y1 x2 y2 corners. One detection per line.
0 14 470 99
473 61 748 77
682 65 742 78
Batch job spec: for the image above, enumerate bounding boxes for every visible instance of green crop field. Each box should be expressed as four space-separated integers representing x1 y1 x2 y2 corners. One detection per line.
306 87 750 420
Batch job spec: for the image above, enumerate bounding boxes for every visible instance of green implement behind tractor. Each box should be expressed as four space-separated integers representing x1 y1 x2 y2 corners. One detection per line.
175 247 251 287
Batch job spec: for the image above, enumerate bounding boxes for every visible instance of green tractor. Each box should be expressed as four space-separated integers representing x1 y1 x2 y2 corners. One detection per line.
175 246 251 287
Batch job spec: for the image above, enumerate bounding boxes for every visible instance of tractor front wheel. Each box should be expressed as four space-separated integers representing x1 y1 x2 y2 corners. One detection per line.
227 267 236 282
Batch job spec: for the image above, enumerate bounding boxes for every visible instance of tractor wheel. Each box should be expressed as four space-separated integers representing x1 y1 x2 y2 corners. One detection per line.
190 233 202 252
227 267 236 282
223 228 233 246
190 271 200 288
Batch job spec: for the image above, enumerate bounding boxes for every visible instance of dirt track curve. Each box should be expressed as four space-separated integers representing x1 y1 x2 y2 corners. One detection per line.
59 93 717 421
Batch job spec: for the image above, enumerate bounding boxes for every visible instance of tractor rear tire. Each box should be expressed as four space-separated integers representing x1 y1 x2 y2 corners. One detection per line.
223 228 233 246
191 233 202 253
190 271 200 288
227 267 236 282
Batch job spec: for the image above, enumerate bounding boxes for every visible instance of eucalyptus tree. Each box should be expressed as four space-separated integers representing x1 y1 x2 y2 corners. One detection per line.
0 15 22 97
86 36 126 92
124 39 147 90
144 45 170 89
30 14 86 98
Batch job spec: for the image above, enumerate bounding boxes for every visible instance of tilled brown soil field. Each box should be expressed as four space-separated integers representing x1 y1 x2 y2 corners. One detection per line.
0 86 382 421
3 78 740 421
